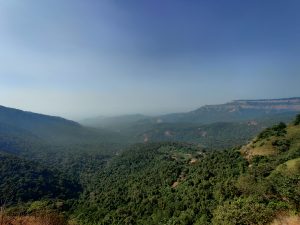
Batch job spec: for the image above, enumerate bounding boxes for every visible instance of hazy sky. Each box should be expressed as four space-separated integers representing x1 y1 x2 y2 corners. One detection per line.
0 0 300 119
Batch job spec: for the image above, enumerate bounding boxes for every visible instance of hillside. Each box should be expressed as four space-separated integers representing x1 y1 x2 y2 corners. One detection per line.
82 114 150 129
156 97 300 124
0 105 80 142
127 116 294 150
0 106 127 194
1 107 300 224
83 98 300 128
0 151 81 204
81 98 300 150
74 114 300 225
91 112 296 150
241 114 300 159
0 105 124 146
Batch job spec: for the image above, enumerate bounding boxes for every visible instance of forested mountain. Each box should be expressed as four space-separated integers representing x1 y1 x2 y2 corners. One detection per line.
0 105 130 179
83 98 300 128
1 104 300 225
74 114 300 225
81 98 300 150
156 97 300 124
0 105 79 140
3 100 296 161
0 151 81 204
0 105 124 145
81 112 296 151
119 113 296 150
0 122 44 155
82 114 150 129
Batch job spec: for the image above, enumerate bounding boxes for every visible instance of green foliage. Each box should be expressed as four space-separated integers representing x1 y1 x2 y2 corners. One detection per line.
0 152 81 205
72 118 300 224
295 114 300 125
257 122 287 140
212 197 273 225
74 143 247 224
272 138 291 152
268 171 300 207
1 110 300 225
133 122 265 150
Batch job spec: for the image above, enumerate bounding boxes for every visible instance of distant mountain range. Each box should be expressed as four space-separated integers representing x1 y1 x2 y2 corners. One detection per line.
0 105 125 157
82 97 300 127
156 97 300 124
82 114 150 129
0 105 81 141
1 98 300 224
79 97 300 149
0 97 299 155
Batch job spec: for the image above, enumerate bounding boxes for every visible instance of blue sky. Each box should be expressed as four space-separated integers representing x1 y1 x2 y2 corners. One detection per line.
0 0 300 119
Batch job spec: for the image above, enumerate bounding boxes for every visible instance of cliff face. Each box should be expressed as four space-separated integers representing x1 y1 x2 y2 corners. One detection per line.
232 97 300 111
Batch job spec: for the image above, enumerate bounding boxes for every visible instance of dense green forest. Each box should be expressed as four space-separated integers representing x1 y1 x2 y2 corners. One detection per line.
83 111 297 150
1 104 300 224
0 151 81 204
73 115 300 224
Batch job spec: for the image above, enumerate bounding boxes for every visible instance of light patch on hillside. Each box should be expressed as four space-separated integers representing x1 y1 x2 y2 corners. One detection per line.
275 157 300 175
241 123 300 160
271 214 300 225
286 125 300 148
241 137 278 160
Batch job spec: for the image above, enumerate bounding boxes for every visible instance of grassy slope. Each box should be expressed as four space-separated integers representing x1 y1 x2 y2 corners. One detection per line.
241 122 300 158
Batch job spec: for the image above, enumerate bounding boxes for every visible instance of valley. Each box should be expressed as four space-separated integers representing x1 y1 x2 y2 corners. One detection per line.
0 98 300 224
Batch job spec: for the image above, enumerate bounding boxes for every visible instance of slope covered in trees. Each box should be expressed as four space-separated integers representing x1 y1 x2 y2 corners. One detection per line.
0 105 300 225
74 115 300 225
84 110 297 150
0 105 126 146
155 98 300 124
0 151 81 205
83 98 300 127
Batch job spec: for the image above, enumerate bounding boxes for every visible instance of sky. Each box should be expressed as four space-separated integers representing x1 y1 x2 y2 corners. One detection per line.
0 0 300 120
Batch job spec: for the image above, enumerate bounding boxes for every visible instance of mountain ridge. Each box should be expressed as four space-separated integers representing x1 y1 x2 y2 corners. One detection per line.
82 97 300 128
0 105 79 127
157 97 300 124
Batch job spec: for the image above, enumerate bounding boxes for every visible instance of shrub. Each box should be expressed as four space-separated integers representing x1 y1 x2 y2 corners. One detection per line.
212 197 273 225
0 206 68 225
295 114 300 125
257 122 287 140
272 139 291 152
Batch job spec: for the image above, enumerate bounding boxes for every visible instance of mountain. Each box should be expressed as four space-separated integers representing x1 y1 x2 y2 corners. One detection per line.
75 115 300 225
129 112 297 149
1 105 300 224
0 105 80 135
131 121 272 150
81 114 150 130
156 97 300 124
80 98 300 149
0 105 126 147
0 105 129 181
0 151 81 204
82 98 300 129
1 99 298 156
